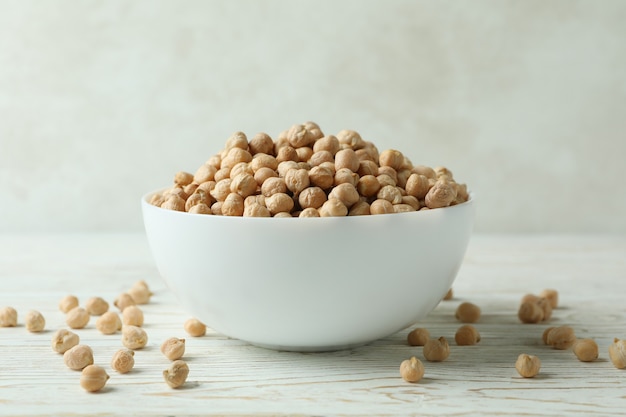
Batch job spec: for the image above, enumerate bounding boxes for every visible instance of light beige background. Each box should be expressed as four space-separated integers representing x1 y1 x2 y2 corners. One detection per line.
1 0 625 233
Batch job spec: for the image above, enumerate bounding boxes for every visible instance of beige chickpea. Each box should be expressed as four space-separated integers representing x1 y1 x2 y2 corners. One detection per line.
334 148 360 172
536 297 552 321
25 310 45 332
229 162 253 179
96 311 122 335
407 328 430 346
609 338 626 369
85 297 109 316
357 175 381 198
539 289 559 309
163 360 189 389
334 168 358 187
189 203 211 215
80 365 109 392
401 195 420 210
396 169 411 189
230 173 257 198
518 301 544 324
265 193 294 215
64 344 94 370
520 293 541 305
377 173 396 188
213 167 231 182
210 178 233 202
328 183 360 208
276 145 298 163
254 167 278 185
193 163 217 184
573 338 599 362
515 354 541 378
308 150 334 167
244 203 272 217
348 200 370 216
370 199 394 215
249 153 279 172
379 149 404 170
277 160 299 177
111 349 135 374
377 185 403 204
405 174 430 199
546 326 576 350
542 327 555 345
211 201 223 215
455 302 481 323
161 337 186 361
336 130 364 149
319 198 348 217
308 165 334 190
221 147 252 170
174 171 194 186
455 324 481 346
423 337 450 362
285 169 310 194
184 318 207 337
224 131 248 151
59 295 79 313
128 280 152 304
122 325 148 350
313 135 340 155
196 180 216 194
299 208 321 217
206 154 221 168
0 306 18 327
296 146 314 162
161 194 185 212
412 165 436 179
114 293 136 312
425 180 457 209
122 305 144 327
357 159 378 176
303 121 323 141
298 187 327 210
286 124 313 148
51 329 80 354
66 307 90 329
378 167 398 185
183 182 198 197
150 194 165 207
221 193 245 216
400 357 425 383
261 177 287 197
249 132 274 155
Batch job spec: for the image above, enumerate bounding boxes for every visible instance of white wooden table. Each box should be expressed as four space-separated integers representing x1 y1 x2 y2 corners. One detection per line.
0 234 625 416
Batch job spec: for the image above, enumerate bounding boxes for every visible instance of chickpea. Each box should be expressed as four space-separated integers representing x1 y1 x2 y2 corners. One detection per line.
285 168 310 194
333 168 359 187
308 150 334 167
313 135 340 155
396 169 411 188
378 166 398 184
189 203 211 215
328 183 360 208
230 173 257 198
221 147 252 170
287 124 313 148
224 131 248 151
405 174 430 199
356 175 380 198
542 327 555 345
296 146 314 162
114 293 136 312
261 177 287 197
298 187 327 210
66 307 90 329
308 166 334 190
111 349 135 374
518 301 544 324
122 325 148 350
336 130 364 149
393 204 415 213
412 165 436 179
96 311 122 335
59 295 79 313
400 357 425 383
64 344 94 370
250 153 279 173
222 193 245 216
377 173 396 188
80 365 109 392
0 306 18 327
174 171 194 186
161 194 185 211
299 208 321 217
273 212 293 218
276 145 298 163
193 163 217 184
210 178 233 202
277 160 298 177
249 132 274 155
455 324 481 346
546 326 576 350
319 198 348 217
377 185 403 204
357 159 378 176
211 201 223 215
348 200 370 216
25 310 45 332
254 167 278 185
244 203 272 217
163 360 189 388
184 318 207 337
370 199 394 215
536 297 552 321
609 338 626 369
379 149 404 170
407 328 430 346
128 280 152 305
213 167 231 182
425 180 457 209
423 337 450 362
303 121 324 141
401 195 420 211
51 329 80 354
539 289 559 309
85 297 109 316
122 305 144 327
265 193 294 215
515 354 541 378
334 148 360 172
573 338 599 362
520 293 541 305
455 302 481 323
161 337 186 361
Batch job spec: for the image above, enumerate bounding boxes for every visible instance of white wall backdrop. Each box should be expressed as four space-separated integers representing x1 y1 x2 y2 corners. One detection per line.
1 0 625 233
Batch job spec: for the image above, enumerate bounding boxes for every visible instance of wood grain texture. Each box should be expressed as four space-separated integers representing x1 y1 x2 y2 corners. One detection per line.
0 234 625 416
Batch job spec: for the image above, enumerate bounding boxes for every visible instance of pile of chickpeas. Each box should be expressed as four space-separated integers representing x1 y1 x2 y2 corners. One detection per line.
150 122 469 217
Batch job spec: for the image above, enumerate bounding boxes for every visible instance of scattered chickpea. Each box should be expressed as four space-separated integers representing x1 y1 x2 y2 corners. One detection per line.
24 310 45 332
608 338 626 369
161 337 186 361
122 325 148 350
515 354 541 378
66 307 90 329
536 298 553 321
573 338 599 362
111 349 135 374
407 328 430 346
0 306 18 327
423 337 450 362
520 293 541 305
64 344 94 370
58 295 79 313
539 289 559 309
518 302 544 324
96 311 122 335
51 329 80 354
400 357 425 383
455 302 481 323
84 297 109 316
546 326 576 350
114 293 136 312
128 280 152 305
122 305 144 327
542 327 555 345
455 324 481 346
163 360 189 388
80 365 109 393
184 318 207 337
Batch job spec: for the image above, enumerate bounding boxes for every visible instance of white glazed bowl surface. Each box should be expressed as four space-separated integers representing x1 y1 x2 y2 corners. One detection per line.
142 190 474 351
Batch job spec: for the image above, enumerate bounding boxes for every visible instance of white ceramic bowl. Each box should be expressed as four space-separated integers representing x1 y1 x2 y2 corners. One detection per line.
142 190 475 351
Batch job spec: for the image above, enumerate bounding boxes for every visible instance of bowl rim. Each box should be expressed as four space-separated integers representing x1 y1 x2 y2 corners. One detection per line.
141 187 474 221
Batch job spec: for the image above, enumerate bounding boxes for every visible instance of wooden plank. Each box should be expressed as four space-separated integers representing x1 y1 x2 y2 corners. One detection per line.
0 234 625 416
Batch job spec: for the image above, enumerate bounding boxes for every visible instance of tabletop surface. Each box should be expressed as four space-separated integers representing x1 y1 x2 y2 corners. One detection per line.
0 233 625 416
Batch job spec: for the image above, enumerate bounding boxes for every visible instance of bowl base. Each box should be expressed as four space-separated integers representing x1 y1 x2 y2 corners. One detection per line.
248 340 369 353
